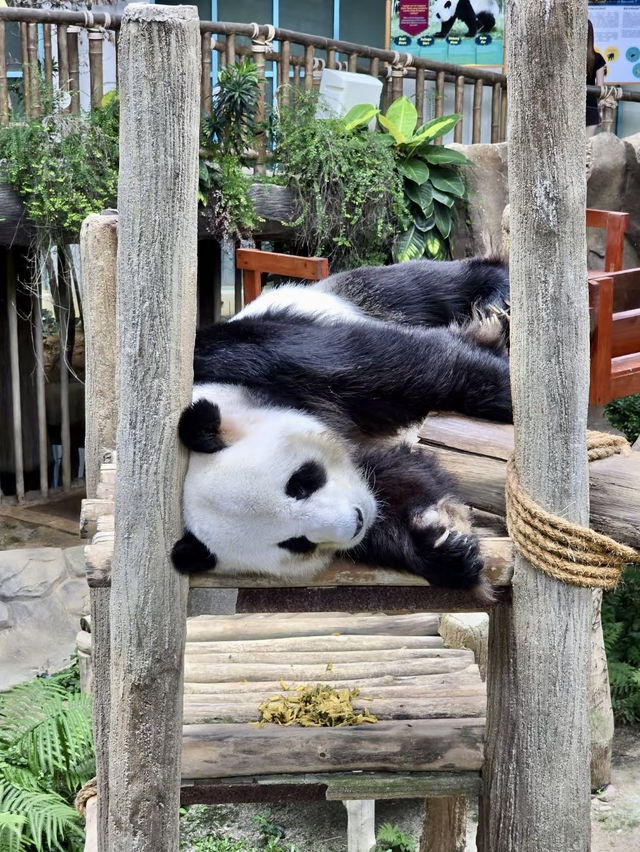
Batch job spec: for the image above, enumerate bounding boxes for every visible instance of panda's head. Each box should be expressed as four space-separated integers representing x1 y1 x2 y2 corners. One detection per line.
171 387 377 580
433 0 457 23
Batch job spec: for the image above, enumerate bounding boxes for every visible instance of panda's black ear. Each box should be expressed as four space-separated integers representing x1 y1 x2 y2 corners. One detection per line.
178 399 227 453
171 531 218 574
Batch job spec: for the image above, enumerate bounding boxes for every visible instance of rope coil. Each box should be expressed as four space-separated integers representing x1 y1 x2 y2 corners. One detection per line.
505 431 638 589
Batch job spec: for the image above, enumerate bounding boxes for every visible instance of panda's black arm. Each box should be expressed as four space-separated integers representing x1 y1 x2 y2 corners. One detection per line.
194 317 511 437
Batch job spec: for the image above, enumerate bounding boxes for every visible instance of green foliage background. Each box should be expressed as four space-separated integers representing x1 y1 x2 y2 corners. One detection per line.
0 665 94 852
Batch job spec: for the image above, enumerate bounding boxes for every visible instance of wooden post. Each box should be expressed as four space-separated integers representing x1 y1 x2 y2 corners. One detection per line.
0 22 9 124
421 796 467 852
109 5 199 851
79 213 118 499
6 251 24 503
57 24 70 112
453 76 464 143
88 30 104 110
590 589 614 789
478 2 592 850
32 285 48 498
67 26 80 114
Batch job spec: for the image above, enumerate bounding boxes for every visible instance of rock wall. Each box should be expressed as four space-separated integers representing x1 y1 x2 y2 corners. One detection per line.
0 546 89 690
451 131 640 269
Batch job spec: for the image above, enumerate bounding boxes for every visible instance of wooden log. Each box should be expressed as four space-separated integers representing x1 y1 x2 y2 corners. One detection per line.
181 771 482 802
421 796 467 852
181 718 485 779
186 613 441 642
418 415 640 550
182 666 484 696
184 634 445 653
182 694 485 724
478 3 592 849
185 646 451 665
184 653 475 685
109 7 199 852
79 214 118 500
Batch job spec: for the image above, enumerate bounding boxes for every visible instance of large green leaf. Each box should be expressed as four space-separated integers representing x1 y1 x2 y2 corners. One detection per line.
404 180 433 213
385 96 417 142
377 112 407 144
413 208 435 232
429 166 466 198
396 157 430 184
433 201 453 239
393 225 428 262
432 187 456 207
425 230 448 259
410 113 461 146
422 146 473 166
342 103 379 131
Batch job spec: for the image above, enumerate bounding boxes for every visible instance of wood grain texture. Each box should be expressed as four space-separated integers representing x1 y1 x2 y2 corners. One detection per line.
181 718 485 779
477 4 592 850
421 796 468 852
418 415 640 550
108 7 199 851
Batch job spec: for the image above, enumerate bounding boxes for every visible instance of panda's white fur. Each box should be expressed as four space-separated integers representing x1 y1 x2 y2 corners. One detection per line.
173 255 512 593
183 382 377 580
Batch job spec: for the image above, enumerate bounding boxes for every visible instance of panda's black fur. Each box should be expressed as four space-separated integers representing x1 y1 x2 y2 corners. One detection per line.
432 0 497 40
174 255 510 595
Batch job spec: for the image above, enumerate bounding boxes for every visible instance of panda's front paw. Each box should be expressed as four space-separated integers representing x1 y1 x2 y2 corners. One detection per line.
409 523 485 590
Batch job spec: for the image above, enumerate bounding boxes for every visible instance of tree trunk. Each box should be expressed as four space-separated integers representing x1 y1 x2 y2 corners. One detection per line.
107 6 199 851
477 2 593 850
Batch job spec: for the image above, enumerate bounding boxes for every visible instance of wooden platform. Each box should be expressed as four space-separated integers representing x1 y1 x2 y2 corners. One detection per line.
180 612 486 790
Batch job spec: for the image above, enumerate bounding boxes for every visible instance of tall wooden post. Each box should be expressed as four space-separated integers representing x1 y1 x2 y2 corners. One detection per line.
478 2 592 850
109 6 199 851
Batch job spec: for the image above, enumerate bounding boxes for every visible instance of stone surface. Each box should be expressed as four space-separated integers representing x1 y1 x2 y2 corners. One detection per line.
452 132 640 270
0 548 65 598
0 546 89 690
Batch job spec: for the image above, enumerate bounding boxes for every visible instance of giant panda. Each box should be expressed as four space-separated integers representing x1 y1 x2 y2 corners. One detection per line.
171 255 510 598
431 0 499 39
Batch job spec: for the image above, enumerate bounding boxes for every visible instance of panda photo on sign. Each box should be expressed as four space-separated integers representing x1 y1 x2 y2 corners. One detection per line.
171 256 510 598
430 0 499 39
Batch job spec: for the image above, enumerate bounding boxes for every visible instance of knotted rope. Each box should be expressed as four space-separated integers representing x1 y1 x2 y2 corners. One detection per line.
74 776 97 817
505 431 638 589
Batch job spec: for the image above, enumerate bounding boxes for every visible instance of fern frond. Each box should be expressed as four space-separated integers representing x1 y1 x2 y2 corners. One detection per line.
0 813 25 852
1 689 92 795
0 783 83 852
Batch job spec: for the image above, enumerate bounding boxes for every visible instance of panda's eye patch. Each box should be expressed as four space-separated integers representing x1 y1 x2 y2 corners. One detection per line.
285 461 327 500
277 536 317 554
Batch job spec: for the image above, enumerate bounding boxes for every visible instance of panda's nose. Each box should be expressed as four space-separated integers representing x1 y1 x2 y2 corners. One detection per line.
354 507 364 537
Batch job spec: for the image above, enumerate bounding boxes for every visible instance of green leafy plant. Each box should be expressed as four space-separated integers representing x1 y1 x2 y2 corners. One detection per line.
0 89 119 239
273 90 406 269
604 393 640 444
203 57 258 160
375 822 416 852
602 567 640 724
0 667 94 852
344 97 469 261
199 59 262 241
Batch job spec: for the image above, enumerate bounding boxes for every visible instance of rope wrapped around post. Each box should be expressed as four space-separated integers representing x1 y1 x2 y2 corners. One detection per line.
506 431 638 589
